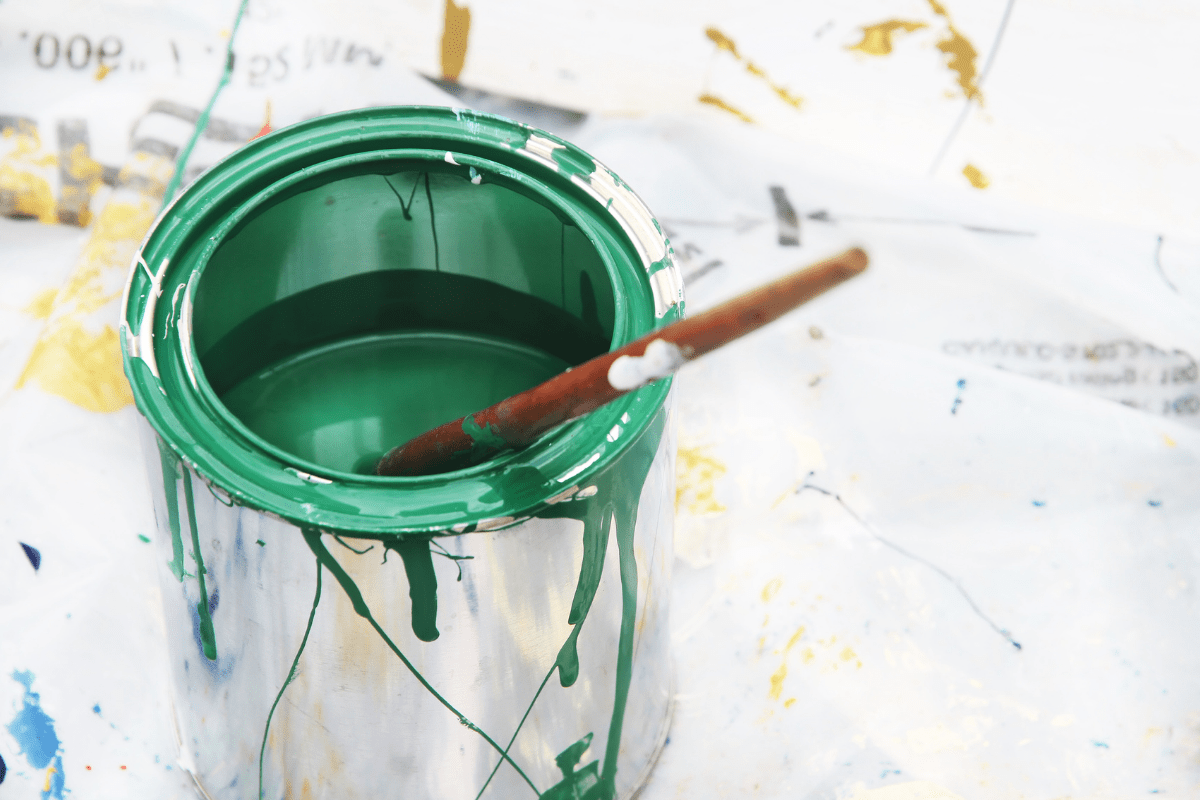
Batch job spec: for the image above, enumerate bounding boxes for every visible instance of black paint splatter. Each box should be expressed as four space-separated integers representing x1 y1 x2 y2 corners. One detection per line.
19 542 41 571
0 751 6 783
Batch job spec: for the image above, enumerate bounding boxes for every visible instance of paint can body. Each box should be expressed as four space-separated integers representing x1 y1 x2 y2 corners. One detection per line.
121 107 684 799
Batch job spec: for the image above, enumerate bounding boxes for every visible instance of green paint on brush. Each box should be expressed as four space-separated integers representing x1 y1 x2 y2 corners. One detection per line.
158 441 186 582
463 415 507 453
258 561 322 800
183 471 218 661
300 527 541 795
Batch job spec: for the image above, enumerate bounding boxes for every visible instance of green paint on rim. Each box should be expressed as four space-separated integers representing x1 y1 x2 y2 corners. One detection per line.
122 106 682 538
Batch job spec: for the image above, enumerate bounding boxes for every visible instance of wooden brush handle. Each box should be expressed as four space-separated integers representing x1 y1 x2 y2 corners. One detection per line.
376 247 868 477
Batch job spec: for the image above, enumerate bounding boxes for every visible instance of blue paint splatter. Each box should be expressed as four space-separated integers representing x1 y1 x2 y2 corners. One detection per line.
92 704 101 714
950 378 967 415
1093 740 1109 748
19 543 41 571
0 751 6 784
1148 500 1162 507
7 671 66 799
1032 500 1046 507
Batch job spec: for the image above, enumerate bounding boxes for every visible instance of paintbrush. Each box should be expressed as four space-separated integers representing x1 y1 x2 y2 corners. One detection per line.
376 247 868 477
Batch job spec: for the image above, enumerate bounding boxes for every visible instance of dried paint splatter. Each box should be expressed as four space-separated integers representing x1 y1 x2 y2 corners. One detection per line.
768 626 806 700
16 199 156 412
676 445 728 514
927 0 981 101
697 93 754 124
440 0 471 81
962 163 989 188
7 671 66 799
20 542 41 571
848 20 927 56
703 27 804 111
847 2 982 103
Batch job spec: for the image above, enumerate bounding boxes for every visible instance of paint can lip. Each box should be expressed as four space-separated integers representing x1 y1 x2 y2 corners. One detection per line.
121 106 683 536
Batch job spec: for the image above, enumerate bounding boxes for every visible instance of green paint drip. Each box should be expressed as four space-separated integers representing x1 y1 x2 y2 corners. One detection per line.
597 501 640 797
389 537 440 642
300 527 541 795
157 441 186 582
183 471 218 661
160 0 249 209
474 665 557 800
258 561 322 800
542 734 600 800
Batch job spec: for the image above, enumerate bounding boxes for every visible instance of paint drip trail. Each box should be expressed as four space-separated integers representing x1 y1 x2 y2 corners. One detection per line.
6 671 66 799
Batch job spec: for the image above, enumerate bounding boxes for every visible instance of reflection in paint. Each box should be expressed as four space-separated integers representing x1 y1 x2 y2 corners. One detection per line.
676 445 727 514
19 542 41 571
7 671 66 800
962 164 989 188
927 0 981 101
847 20 927 56
703 28 804 110
441 0 472 82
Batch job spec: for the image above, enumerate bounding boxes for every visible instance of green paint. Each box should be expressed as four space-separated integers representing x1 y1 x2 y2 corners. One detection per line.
301 527 541 794
541 733 600 800
255 539 266 547
462 414 507 461
160 0 249 209
138 534 151 543
123 108 680 536
157 441 186 582
390 537 439 642
258 561 322 800
474 665 557 800
220 329 569 476
123 107 682 796
332 534 374 555
183 471 218 661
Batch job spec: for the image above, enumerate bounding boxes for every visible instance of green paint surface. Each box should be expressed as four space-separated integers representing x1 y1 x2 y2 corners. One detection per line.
220 329 569 475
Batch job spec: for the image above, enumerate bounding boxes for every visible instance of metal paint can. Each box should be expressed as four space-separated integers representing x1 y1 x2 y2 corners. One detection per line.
120 107 684 800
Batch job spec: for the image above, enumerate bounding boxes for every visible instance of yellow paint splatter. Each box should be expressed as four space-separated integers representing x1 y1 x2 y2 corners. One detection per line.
704 27 803 110
440 0 472 82
801 646 815 664
676 444 728 514
848 20 927 56
0 121 58 223
25 288 58 319
1163 433 1177 447
762 578 783 602
44 765 57 793
784 697 796 708
962 163 989 189
697 93 754 124
840 645 863 668
768 626 806 700
768 660 788 700
17 321 133 412
95 64 111 80
927 0 981 101
17 199 156 411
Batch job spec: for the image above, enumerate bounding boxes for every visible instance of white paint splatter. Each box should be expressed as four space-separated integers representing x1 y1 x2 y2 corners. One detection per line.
607 339 686 391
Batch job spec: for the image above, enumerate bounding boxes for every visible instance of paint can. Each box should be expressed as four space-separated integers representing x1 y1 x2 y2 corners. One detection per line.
120 107 684 800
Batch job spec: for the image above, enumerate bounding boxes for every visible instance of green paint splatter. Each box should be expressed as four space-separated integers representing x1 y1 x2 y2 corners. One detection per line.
183 470 217 661
259 562 322 800
256 539 266 547
138 534 151 543
541 733 600 799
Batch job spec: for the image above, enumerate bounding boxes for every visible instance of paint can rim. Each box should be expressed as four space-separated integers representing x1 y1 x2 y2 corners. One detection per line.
120 105 684 536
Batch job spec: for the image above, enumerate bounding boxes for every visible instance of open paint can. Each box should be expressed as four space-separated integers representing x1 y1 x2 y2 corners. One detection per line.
120 107 684 799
